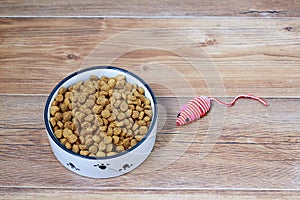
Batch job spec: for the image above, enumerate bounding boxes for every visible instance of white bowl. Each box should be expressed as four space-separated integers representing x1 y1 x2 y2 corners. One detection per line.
44 66 158 178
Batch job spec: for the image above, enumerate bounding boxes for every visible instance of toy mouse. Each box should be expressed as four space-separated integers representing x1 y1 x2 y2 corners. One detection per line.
176 94 269 126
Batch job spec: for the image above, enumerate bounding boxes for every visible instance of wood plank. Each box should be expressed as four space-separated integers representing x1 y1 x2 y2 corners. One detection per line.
0 0 299 17
1 95 299 189
1 188 300 200
1 18 299 97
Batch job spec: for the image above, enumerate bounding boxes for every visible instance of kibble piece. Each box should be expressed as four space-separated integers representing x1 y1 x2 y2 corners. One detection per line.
144 109 152 117
138 111 144 120
92 105 103 114
114 100 121 108
49 117 56 127
115 74 126 81
74 112 85 122
135 135 144 142
145 99 151 105
99 126 107 132
123 138 130 148
55 94 64 102
51 125 57 131
85 138 94 147
54 129 63 139
124 119 130 126
50 106 60 116
136 99 142 106
137 87 145 94
116 145 125 152
63 128 72 137
89 145 98 154
92 135 101 143
107 115 116 122
132 110 139 119
53 125 58 131
79 136 85 144
101 83 110 91
87 85 96 95
139 126 148 135
58 87 67 94
107 152 117 157
126 130 133 137
144 116 151 122
60 138 67 145
80 150 90 156
62 111 72 123
115 80 125 89
131 139 137 146
120 101 128 112
128 105 135 111
72 144 79 153
117 112 126 121
97 97 108 106
127 129 133 137
86 127 94 135
136 105 143 112
60 102 69 112
132 123 139 131
51 100 59 106
124 83 131 91
65 142 72 150
106 143 113 152
57 121 64 129
115 121 124 127
101 109 111 118
89 75 99 81
125 109 132 117
81 108 92 115
81 121 91 129
107 127 113 136
85 99 95 108
105 104 112 111
54 112 63 121
112 135 119 144
104 136 112 144
77 94 87 104
114 127 122 136
66 133 78 144
85 114 94 122
137 120 146 126
96 151 106 157
79 144 87 150
98 141 106 151
108 78 116 88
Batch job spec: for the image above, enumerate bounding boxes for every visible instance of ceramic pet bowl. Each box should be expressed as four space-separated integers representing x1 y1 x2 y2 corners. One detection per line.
44 66 158 178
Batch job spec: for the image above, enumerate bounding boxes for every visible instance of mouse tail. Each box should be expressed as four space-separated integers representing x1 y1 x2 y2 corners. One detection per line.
209 94 269 107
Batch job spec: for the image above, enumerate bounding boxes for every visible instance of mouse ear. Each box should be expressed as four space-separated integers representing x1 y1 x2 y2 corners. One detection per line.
180 105 187 112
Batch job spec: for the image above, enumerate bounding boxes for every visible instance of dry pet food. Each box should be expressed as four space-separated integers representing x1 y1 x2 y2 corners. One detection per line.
49 74 152 157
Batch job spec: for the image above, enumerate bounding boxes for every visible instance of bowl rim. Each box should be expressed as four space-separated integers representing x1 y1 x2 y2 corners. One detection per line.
44 66 158 160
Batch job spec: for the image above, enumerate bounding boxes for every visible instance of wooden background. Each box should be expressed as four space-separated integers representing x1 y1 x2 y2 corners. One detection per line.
0 1 300 199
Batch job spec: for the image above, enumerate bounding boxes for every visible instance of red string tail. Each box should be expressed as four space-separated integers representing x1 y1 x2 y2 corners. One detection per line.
209 94 269 107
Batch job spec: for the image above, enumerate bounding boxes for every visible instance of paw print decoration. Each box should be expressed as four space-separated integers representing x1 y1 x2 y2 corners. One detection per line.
93 163 133 172
118 164 133 171
94 163 109 170
67 162 80 171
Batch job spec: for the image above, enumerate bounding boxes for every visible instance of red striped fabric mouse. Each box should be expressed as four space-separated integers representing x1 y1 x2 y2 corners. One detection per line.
176 94 269 126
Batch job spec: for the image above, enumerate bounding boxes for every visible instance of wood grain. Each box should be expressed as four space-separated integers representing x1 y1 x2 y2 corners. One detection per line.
1 188 300 200
0 18 299 97
0 0 299 17
1 95 300 191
